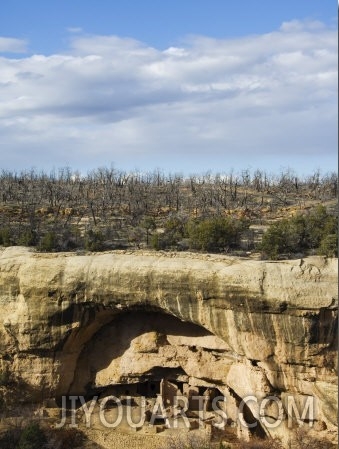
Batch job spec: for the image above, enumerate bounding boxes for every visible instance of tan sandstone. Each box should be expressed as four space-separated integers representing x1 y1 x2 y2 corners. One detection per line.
0 247 337 447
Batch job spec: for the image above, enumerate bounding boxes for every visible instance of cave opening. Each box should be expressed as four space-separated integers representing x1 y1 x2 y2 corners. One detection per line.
54 308 267 441
57 310 219 399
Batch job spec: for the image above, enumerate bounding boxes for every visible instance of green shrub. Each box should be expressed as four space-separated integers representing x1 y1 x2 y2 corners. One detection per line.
260 206 338 259
39 231 57 252
84 229 105 251
18 230 36 246
150 216 187 250
318 234 338 257
0 228 12 246
150 232 173 250
150 232 163 250
141 216 156 245
187 217 248 252
18 422 47 449
305 205 335 249
259 219 296 258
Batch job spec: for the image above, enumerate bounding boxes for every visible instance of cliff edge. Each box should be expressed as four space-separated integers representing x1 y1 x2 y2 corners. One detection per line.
0 247 337 444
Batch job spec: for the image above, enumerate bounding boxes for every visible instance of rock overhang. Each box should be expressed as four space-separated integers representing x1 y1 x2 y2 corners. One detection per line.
0 247 337 443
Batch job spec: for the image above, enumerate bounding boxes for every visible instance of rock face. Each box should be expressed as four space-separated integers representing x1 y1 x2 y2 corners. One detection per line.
0 247 337 444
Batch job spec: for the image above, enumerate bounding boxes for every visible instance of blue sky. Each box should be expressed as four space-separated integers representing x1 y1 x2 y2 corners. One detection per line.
0 0 337 175
1 0 337 54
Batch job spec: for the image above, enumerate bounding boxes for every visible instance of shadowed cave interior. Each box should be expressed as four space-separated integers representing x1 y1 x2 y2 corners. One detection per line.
55 309 266 438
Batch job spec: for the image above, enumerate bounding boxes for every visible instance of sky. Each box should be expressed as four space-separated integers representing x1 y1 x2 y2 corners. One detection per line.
0 0 337 176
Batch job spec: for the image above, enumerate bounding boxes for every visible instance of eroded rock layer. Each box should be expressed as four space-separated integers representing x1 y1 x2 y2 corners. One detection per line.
0 247 337 443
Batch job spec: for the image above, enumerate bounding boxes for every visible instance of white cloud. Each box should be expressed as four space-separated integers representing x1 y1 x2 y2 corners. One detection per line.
0 20 337 174
0 37 27 53
67 27 83 34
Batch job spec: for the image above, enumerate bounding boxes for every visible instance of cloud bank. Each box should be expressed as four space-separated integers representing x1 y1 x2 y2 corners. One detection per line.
0 20 337 174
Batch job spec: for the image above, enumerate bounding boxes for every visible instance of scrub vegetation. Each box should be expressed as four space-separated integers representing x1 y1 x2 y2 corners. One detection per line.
0 167 337 259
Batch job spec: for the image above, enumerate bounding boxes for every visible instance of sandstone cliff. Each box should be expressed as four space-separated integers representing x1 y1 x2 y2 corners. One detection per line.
0 247 337 444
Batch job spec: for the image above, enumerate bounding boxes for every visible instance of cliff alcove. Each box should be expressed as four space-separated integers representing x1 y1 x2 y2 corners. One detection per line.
0 247 337 446
59 310 232 397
